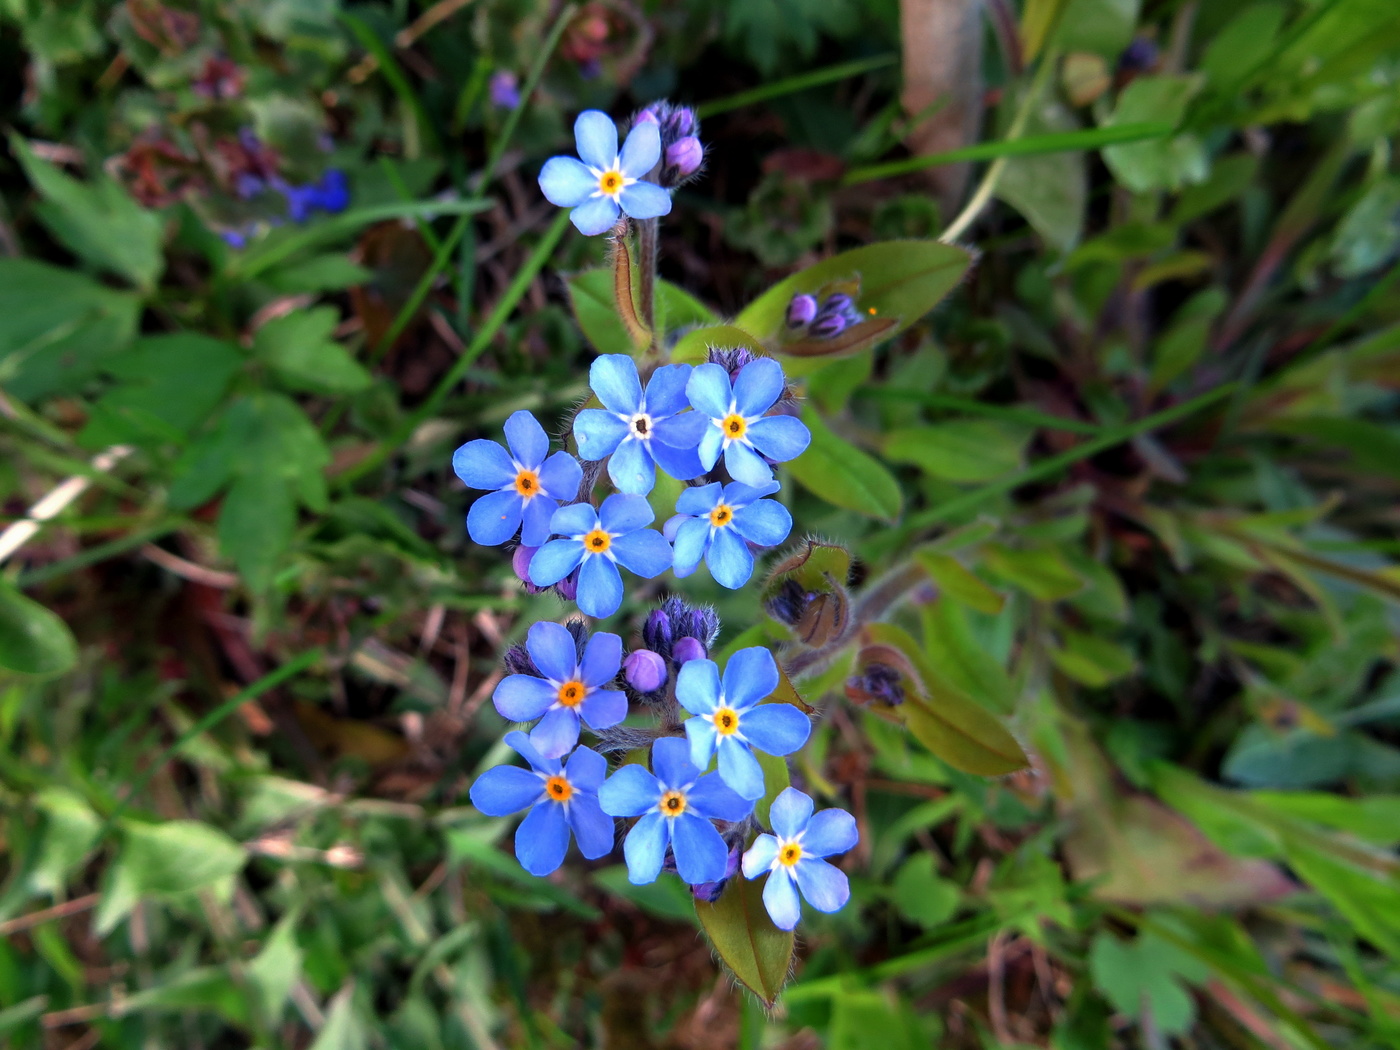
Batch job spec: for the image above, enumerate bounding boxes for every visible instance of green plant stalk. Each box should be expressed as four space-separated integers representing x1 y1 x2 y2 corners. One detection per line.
861 388 1104 435
339 12 441 157
15 520 181 587
696 53 898 119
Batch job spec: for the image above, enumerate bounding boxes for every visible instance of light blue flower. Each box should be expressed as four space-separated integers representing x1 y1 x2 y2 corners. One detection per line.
573 356 707 494
453 410 583 547
538 111 672 235
741 787 857 930
492 621 626 758
668 480 792 589
528 494 672 618
678 647 811 800
597 737 752 885
469 731 614 877
685 357 811 486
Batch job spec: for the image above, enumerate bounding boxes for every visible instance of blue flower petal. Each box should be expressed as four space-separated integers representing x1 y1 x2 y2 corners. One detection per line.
618 120 661 178
571 195 621 236
739 704 811 758
676 658 721 715
551 502 600 537
643 364 693 417
530 706 581 759
526 620 579 682
567 794 614 860
580 631 622 687
492 673 557 722
684 715 719 771
724 480 781 503
610 529 672 579
675 482 722 517
649 437 706 482
762 867 802 930
686 772 754 823
537 451 583 501
538 155 596 208
732 357 784 417
671 811 727 884
574 110 618 171
598 763 660 817
768 787 815 839
519 496 557 547
504 729 559 775
706 525 754 589
467 489 523 546
717 737 765 800
503 409 549 468
577 554 624 618
529 539 584 586
590 355 643 414
686 363 733 419
564 745 608 792
653 409 708 449
802 808 859 858
580 687 626 731
671 518 711 578
622 810 669 884
515 799 570 876
724 441 775 487
452 438 515 489
598 492 652 533
618 180 672 221
722 647 780 708
469 765 543 816
746 414 811 463
697 426 724 471
742 833 779 877
607 437 655 494
732 498 791 548
794 856 850 913
573 409 628 462
651 736 700 789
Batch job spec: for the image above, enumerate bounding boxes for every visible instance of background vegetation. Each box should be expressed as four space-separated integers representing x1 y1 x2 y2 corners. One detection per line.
3 0 1400 1047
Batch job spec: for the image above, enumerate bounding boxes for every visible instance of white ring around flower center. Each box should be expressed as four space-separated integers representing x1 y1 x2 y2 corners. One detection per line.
591 161 634 200
627 412 654 440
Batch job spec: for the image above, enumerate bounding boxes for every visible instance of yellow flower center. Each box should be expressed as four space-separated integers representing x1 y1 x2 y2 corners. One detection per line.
721 414 747 440
598 170 624 195
708 504 733 528
557 680 586 708
514 469 540 498
583 529 612 554
712 707 740 735
544 776 573 803
778 842 802 867
660 790 687 816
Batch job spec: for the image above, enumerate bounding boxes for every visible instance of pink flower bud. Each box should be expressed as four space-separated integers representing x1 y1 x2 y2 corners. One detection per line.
673 636 706 665
624 649 667 692
666 136 703 177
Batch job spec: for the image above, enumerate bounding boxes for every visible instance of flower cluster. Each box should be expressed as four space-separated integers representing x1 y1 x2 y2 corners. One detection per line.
456 104 857 933
787 291 862 339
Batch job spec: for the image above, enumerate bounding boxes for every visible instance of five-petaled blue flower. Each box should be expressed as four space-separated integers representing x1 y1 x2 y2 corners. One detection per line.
686 357 812 486
492 621 627 758
741 787 857 930
573 356 706 494
469 731 614 877
528 494 672 618
539 111 672 236
453 410 583 547
678 647 811 800
669 480 792 589
598 736 753 884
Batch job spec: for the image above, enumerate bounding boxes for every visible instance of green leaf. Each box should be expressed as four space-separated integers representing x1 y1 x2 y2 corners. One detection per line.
567 268 636 356
695 873 795 1007
0 583 78 678
787 408 902 522
118 819 248 896
1201 3 1286 92
1049 628 1137 688
310 984 369 1050
10 135 164 290
249 911 304 1025
27 787 100 895
591 866 697 923
1089 930 1208 1036
1283 839 1400 957
997 97 1087 252
828 988 929 1050
981 543 1086 601
253 307 371 394
915 551 1005 615
1052 0 1139 57
1102 76 1207 193
890 854 960 928
1149 287 1228 394
262 254 373 294
219 471 298 593
920 599 1015 714
119 965 250 1027
884 420 1030 482
0 997 48 1038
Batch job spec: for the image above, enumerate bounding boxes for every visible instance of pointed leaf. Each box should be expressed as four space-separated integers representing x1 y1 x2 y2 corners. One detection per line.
0 584 78 678
695 874 794 1007
787 408 902 523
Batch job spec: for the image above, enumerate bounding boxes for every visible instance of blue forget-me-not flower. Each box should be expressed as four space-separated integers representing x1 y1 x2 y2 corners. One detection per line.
492 621 627 758
597 737 752 884
539 111 672 236
453 410 584 547
469 731 614 876
528 494 672 618
741 787 857 930
686 357 812 486
574 356 706 494
678 647 811 800
668 480 792 589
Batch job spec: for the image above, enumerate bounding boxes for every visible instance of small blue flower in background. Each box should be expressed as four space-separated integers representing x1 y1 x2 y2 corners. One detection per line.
489 70 521 110
528 494 672 618
469 731 614 876
453 410 583 547
598 737 752 884
539 110 672 235
668 480 792 589
741 787 857 930
678 647 811 800
492 621 627 757
280 170 350 223
686 357 812 486
574 355 706 494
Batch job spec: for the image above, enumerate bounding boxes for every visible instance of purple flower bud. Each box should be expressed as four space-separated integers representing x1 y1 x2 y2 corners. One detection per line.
512 546 548 595
846 663 905 706
489 70 521 109
676 604 721 648
673 636 706 665
809 293 862 339
766 579 817 626
555 568 579 602
666 136 703 177
642 606 673 656
635 107 660 124
691 839 742 902
786 293 818 329
624 649 668 693
503 644 537 676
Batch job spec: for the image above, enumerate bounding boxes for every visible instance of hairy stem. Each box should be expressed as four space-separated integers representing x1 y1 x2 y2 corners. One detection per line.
637 217 659 356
